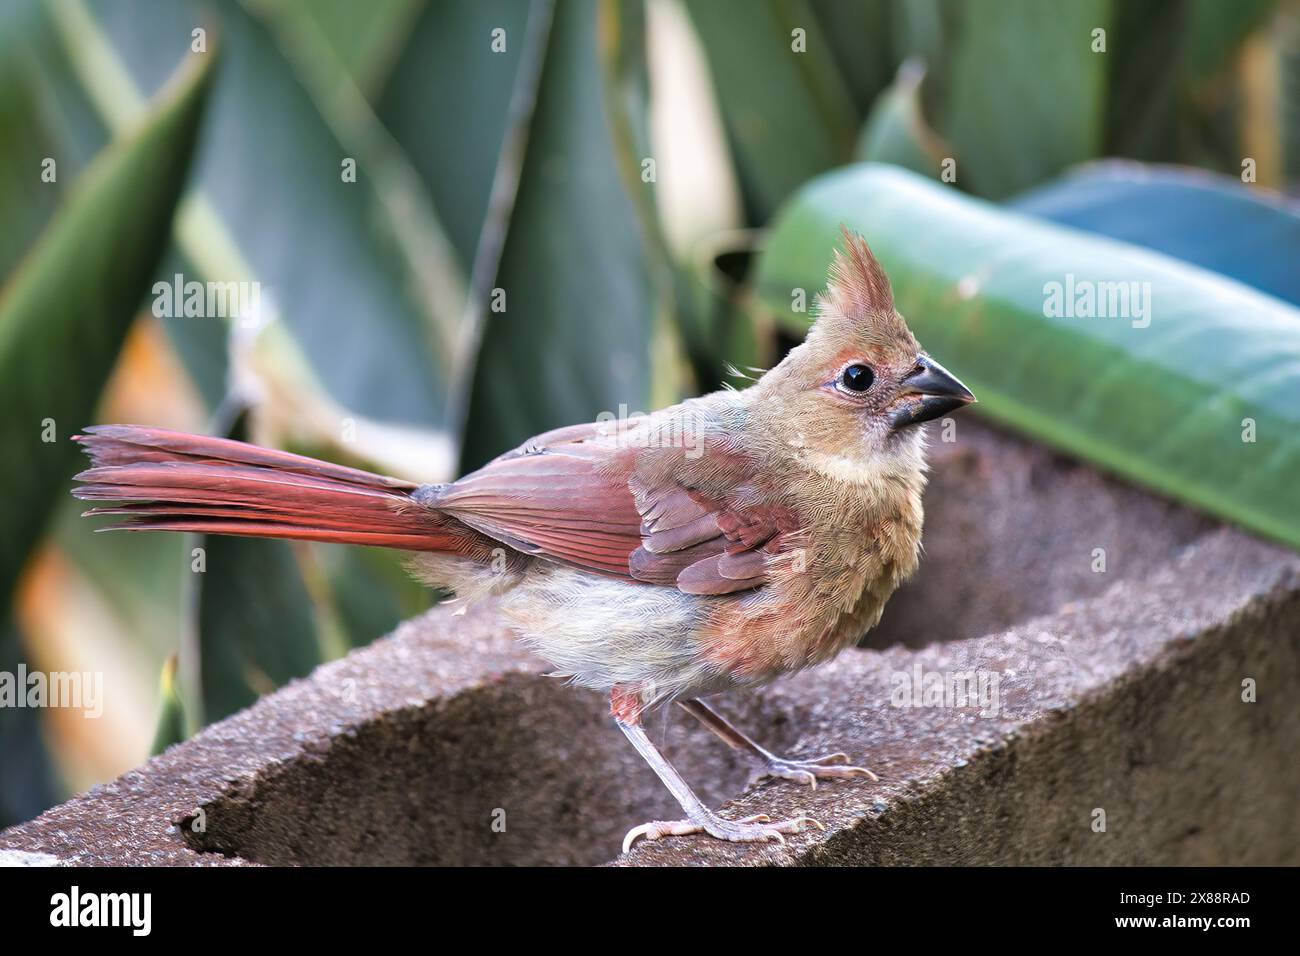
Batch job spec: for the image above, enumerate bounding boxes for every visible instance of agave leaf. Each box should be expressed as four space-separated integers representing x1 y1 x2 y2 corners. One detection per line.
0 41 214 614
58 0 454 433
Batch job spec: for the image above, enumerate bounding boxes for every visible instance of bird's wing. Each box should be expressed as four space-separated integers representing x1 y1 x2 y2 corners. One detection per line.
431 417 794 594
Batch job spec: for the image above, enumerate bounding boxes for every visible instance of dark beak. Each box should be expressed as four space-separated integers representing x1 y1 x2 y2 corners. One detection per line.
888 355 976 430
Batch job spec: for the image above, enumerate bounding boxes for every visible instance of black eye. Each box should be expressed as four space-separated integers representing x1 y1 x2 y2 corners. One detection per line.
840 363 874 392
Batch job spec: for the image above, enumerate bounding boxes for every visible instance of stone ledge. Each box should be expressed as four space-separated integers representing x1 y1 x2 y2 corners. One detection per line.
3 422 1297 865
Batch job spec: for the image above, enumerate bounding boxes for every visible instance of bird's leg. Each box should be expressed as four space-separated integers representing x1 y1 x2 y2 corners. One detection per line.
617 717 822 852
678 698 878 789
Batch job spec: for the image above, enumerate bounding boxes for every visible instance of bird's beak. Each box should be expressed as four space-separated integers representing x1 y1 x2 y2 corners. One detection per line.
888 355 977 430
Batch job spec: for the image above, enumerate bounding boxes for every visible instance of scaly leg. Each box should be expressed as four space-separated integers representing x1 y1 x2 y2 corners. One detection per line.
618 719 822 852
678 698 878 789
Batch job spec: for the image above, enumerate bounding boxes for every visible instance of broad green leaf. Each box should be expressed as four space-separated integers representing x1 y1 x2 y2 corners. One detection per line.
0 34 210 828
809 0 897 116
0 613 60 827
457 0 656 469
683 0 857 222
61 0 453 430
941 0 1109 197
0 0 106 279
376 0 531 274
191 529 323 726
756 164 1300 551
1012 162 1300 306
0 43 213 616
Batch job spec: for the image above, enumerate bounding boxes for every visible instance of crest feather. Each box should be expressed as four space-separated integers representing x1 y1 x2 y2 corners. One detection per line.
814 227 917 351
828 226 894 315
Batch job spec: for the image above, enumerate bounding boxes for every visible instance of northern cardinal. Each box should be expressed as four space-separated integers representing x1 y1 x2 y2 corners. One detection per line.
73 232 974 851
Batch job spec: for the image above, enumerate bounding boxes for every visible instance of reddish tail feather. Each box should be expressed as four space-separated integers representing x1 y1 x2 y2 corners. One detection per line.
72 424 467 552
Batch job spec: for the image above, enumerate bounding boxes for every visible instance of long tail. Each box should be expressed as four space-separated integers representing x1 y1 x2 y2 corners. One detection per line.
72 424 468 552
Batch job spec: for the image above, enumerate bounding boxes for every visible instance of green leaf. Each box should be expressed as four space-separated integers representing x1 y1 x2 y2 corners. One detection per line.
1011 162 1300 306
808 0 897 116
0 41 214 613
683 0 858 222
456 0 656 469
756 164 1300 551
62 0 453 430
0 0 106 282
0 613 60 827
940 0 1109 197
376 0 532 273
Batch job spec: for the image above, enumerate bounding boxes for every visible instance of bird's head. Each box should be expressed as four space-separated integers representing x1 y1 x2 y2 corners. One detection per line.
754 229 976 481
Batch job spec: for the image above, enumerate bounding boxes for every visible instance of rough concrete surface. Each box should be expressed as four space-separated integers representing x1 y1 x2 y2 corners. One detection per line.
2 421 1297 866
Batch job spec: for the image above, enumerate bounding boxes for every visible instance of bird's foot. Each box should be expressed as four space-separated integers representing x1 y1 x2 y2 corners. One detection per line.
622 812 823 853
751 751 878 790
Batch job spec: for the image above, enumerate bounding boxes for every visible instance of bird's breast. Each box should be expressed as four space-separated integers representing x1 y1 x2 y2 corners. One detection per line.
696 485 924 684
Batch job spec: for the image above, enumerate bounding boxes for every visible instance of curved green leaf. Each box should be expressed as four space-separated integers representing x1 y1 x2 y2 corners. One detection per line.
452 0 656 470
0 0 106 282
941 0 1108 198
376 0 531 278
0 43 214 611
756 164 1300 551
683 0 858 222
0 613 58 826
62 0 452 429
0 38 211 825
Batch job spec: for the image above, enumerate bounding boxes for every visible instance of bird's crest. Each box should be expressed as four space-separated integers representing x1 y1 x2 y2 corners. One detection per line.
816 227 917 352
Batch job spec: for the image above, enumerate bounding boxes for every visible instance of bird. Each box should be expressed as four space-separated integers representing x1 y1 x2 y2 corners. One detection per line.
72 230 975 851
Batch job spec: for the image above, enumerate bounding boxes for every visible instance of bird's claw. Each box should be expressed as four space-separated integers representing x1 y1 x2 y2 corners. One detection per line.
622 812 823 853
751 752 879 790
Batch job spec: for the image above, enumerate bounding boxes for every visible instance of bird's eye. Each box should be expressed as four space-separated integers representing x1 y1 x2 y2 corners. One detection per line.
839 363 874 393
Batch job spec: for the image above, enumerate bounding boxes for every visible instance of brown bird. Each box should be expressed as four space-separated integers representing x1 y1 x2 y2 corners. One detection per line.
73 232 974 850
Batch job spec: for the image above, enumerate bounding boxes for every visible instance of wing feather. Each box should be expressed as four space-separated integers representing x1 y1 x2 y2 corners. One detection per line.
430 415 799 594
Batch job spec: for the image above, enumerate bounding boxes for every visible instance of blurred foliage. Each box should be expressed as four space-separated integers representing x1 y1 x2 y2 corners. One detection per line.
0 0 1295 827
